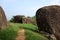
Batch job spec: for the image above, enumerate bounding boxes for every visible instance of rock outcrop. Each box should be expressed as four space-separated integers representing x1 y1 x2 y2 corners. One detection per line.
36 5 60 40
22 17 34 24
0 6 7 29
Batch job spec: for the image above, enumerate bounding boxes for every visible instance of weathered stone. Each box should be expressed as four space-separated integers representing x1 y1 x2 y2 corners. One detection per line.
0 6 7 29
36 5 60 40
22 17 34 24
11 15 35 24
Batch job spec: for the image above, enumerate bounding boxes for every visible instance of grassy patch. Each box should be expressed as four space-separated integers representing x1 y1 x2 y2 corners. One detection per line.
13 23 48 40
2 23 48 40
10 23 37 32
19 24 37 31
25 29 48 40
19 24 48 40
13 23 36 29
0 23 19 40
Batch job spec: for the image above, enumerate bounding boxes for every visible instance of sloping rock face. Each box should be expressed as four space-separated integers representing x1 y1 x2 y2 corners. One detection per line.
0 6 7 29
36 5 60 40
22 17 34 24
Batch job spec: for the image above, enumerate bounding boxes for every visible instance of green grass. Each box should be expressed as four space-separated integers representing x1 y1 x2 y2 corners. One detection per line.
0 23 48 40
25 29 48 40
19 24 37 31
0 23 19 40
17 23 48 40
11 23 48 40
10 23 37 31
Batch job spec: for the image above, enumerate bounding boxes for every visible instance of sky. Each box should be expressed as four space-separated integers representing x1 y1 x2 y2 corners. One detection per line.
0 0 60 20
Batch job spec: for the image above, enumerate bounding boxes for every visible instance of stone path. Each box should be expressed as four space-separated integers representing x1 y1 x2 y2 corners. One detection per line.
16 29 25 40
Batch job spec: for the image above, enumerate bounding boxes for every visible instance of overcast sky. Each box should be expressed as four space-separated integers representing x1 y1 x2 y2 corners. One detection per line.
0 0 60 20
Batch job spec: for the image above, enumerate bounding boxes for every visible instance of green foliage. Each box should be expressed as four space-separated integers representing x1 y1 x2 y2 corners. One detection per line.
1 23 48 40
10 23 37 31
27 16 31 18
31 16 37 25
31 16 36 20
10 17 14 22
25 30 48 40
19 24 37 31
9 15 25 23
13 23 48 40
0 24 19 40
18 23 48 40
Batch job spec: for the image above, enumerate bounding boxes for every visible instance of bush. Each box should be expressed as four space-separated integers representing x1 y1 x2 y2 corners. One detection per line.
10 15 25 23
0 24 19 40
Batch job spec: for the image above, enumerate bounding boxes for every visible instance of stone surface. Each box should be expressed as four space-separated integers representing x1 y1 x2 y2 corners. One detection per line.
0 6 7 29
36 5 60 40
22 17 34 24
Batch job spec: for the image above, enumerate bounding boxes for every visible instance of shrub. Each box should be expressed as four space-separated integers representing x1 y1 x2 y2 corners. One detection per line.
10 15 25 23
0 25 19 40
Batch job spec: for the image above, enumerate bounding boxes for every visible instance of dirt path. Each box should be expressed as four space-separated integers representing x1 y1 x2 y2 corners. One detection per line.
16 29 25 40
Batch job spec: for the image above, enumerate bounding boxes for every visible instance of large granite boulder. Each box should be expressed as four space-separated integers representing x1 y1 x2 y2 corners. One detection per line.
0 6 7 29
22 17 34 24
36 5 60 40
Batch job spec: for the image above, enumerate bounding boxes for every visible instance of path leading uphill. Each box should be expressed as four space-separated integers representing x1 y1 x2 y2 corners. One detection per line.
16 29 25 40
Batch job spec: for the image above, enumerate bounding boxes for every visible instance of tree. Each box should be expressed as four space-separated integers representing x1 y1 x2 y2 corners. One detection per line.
10 15 25 23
